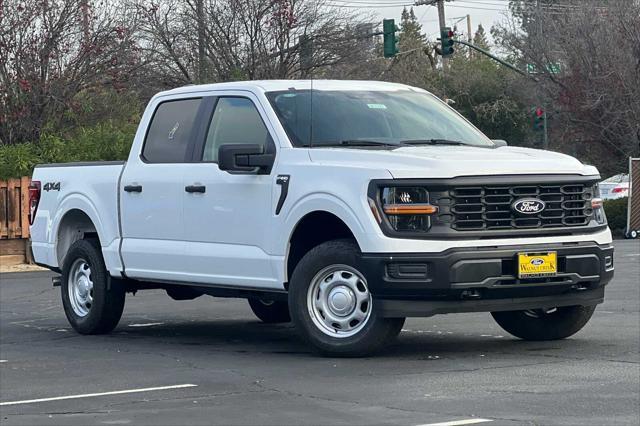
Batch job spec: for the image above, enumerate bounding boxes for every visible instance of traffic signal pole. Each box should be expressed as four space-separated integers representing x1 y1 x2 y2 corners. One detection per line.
451 39 539 82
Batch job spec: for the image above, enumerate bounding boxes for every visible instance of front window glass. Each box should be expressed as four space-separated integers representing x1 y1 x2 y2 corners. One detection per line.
266 90 492 147
202 97 270 162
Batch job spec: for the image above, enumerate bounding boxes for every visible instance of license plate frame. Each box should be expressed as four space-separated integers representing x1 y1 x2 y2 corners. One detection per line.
517 251 558 279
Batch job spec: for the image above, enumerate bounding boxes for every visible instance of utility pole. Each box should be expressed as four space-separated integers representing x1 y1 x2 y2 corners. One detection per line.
196 0 206 83
543 109 549 150
414 0 446 65
80 0 90 45
466 14 472 58
436 0 448 68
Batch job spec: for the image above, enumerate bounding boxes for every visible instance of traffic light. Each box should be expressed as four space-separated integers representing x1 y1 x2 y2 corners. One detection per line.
383 19 399 58
533 107 545 131
440 27 455 57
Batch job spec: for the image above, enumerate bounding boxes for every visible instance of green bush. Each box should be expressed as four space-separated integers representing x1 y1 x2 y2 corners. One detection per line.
0 121 136 180
603 197 628 233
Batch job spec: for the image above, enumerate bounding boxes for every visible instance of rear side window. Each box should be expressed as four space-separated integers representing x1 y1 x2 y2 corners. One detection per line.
142 98 202 163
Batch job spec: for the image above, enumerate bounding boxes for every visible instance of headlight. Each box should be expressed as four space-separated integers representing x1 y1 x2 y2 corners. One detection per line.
377 186 437 232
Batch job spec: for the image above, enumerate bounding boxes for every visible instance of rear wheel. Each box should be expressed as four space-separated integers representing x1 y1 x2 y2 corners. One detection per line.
289 239 404 357
248 298 291 323
61 239 125 334
491 305 596 341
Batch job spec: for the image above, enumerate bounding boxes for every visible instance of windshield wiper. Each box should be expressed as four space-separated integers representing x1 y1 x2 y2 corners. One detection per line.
313 139 404 147
400 139 467 146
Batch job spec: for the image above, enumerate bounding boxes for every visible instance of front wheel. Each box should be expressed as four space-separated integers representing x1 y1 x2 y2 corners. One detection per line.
491 305 596 341
61 239 125 334
289 239 404 357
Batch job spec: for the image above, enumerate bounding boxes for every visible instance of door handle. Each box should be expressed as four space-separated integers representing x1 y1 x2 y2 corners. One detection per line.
185 185 206 193
124 184 142 193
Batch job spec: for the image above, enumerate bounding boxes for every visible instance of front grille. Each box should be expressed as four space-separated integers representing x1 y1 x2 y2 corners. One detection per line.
446 183 594 231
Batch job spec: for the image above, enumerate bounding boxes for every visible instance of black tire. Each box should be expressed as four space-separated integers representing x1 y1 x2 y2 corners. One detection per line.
61 239 125 334
288 239 405 357
387 317 406 340
248 298 291 323
491 305 596 341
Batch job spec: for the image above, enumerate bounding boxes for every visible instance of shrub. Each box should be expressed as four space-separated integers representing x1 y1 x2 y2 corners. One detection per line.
0 121 136 180
603 197 628 234
0 143 39 180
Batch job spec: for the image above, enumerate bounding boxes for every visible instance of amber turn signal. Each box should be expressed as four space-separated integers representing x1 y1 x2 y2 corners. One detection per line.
383 204 438 215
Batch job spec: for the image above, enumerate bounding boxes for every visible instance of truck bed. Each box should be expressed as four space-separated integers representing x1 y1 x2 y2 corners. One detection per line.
30 161 126 275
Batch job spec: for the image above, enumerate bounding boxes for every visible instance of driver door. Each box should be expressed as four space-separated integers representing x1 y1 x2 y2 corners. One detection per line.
181 94 280 289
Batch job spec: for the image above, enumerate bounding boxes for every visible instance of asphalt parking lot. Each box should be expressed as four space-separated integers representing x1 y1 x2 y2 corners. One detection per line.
1 240 638 426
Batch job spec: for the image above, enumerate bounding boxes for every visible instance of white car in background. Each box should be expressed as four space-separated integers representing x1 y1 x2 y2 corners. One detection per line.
600 174 630 200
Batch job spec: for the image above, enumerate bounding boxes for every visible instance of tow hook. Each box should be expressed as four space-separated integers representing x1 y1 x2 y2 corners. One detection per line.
461 289 482 299
571 284 589 291
52 276 61 287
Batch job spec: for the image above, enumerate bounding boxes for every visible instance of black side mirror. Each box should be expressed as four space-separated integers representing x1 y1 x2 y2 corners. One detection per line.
492 139 508 147
218 144 274 175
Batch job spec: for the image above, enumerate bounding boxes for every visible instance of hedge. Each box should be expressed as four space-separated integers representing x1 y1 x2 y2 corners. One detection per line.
0 122 137 180
603 197 628 234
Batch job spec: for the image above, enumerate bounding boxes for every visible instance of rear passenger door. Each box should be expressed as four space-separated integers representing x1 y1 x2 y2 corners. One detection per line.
181 94 280 289
120 97 204 280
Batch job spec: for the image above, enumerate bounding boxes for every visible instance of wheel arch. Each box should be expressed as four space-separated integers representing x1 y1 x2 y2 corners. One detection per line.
285 210 361 285
55 208 101 267
52 194 112 268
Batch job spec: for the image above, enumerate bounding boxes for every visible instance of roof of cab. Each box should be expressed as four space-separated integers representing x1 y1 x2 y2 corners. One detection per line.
156 79 426 98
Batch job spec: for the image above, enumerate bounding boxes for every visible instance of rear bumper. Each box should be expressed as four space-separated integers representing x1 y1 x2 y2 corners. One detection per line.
360 242 614 317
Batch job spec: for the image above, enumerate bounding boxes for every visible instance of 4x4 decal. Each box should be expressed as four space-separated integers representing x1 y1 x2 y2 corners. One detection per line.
43 182 61 191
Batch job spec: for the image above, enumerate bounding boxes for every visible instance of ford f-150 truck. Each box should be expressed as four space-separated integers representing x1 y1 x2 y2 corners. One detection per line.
30 80 614 356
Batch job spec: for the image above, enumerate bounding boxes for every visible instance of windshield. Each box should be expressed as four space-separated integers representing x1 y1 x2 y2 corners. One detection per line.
265 89 493 148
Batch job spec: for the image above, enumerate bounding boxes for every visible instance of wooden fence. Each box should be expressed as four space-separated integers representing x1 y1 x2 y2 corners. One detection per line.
0 177 31 240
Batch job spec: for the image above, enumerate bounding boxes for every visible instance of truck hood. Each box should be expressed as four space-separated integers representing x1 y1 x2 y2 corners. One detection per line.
308 145 599 178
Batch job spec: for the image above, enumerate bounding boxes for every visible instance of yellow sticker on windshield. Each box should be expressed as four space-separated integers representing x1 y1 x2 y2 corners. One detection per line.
367 104 387 109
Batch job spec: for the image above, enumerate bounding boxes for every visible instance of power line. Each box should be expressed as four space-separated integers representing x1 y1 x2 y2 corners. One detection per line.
326 2 415 8
327 0 412 4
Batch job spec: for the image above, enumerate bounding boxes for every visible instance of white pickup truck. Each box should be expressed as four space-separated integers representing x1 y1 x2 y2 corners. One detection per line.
30 80 614 356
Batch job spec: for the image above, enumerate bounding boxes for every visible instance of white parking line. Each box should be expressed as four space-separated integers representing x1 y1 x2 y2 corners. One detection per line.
0 360 7 363
0 384 197 406
417 419 493 426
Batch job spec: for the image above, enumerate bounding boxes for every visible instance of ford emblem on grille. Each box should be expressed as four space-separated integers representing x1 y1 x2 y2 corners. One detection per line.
512 198 546 215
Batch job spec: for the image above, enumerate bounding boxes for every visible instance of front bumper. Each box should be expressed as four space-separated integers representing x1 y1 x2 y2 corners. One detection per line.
360 242 614 317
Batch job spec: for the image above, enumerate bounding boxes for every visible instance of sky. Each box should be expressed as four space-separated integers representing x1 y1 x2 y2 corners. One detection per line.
328 0 512 43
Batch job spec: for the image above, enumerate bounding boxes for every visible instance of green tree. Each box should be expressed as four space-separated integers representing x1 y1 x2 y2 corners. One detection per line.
473 24 490 50
398 7 426 51
442 41 532 146
384 7 436 87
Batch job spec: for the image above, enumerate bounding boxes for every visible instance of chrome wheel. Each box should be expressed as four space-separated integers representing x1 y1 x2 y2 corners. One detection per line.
307 265 372 338
68 258 93 317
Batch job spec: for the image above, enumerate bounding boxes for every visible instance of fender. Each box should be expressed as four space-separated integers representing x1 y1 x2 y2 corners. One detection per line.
50 192 121 271
281 192 370 256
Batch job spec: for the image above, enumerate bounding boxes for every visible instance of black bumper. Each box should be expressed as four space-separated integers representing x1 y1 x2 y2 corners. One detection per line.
360 242 614 317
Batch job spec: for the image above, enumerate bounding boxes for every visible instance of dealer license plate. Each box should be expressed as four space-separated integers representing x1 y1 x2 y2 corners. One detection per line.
518 252 557 278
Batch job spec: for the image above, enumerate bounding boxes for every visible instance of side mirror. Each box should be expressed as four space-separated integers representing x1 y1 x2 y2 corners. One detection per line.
492 139 508 147
218 144 274 175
